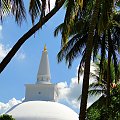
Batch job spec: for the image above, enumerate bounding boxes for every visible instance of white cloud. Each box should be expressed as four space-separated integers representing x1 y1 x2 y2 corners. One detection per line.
0 43 10 61
0 25 8 61
57 65 101 109
45 0 55 13
0 25 3 39
50 0 55 9
0 43 26 62
57 78 100 109
0 64 100 114
0 98 22 114
0 25 26 62
0 25 2 31
16 52 26 60
57 77 81 109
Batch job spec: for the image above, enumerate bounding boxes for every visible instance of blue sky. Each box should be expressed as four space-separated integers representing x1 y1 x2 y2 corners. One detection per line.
0 1 100 114
0 1 81 114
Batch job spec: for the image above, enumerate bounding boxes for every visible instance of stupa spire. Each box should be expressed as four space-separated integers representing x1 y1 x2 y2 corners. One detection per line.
44 44 47 51
37 45 51 84
24 45 58 102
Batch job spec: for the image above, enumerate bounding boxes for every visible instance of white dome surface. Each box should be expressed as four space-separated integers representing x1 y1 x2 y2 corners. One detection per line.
7 101 78 120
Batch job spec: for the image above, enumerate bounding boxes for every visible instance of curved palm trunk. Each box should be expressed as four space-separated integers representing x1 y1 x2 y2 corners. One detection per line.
0 0 65 73
79 0 100 119
106 30 112 107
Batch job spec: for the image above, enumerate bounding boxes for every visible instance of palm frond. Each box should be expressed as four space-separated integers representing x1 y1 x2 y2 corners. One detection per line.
54 23 64 37
88 89 104 96
11 0 26 25
65 35 87 67
0 0 26 25
61 0 80 46
76 0 83 10
89 72 99 79
29 0 41 25
29 0 52 25
89 82 105 89
61 0 74 45
113 26 120 48
1 0 10 16
57 33 85 63
40 0 47 19
112 50 119 83
78 89 104 100
110 61 116 82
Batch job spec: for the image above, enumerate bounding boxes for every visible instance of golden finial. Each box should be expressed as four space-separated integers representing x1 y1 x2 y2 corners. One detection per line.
44 44 47 52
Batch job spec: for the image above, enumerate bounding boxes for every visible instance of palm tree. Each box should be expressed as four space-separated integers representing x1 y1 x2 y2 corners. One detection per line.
87 61 120 120
88 60 120 97
101 12 120 105
0 1 119 119
80 2 120 118
54 0 120 119
55 0 101 118
0 0 66 73
55 0 100 119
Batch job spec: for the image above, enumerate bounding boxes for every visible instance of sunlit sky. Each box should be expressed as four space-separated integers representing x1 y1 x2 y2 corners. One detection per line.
0 1 99 114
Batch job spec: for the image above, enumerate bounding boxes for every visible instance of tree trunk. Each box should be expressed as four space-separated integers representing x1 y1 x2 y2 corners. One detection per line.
0 0 65 73
106 30 111 107
79 0 100 119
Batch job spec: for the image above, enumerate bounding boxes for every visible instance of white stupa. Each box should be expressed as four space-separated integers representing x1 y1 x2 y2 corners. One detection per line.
6 45 78 120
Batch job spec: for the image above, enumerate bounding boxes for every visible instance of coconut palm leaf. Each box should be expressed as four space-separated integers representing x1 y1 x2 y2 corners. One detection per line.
61 0 76 45
54 23 64 37
57 33 87 63
29 0 51 25
0 0 10 18
0 0 26 25
88 89 104 96
29 0 42 25
89 82 106 89
60 0 87 46
65 35 87 67
12 0 26 25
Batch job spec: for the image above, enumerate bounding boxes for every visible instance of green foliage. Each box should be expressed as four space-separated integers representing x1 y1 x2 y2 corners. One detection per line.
116 1 120 8
109 84 120 119
0 0 26 25
87 84 120 120
0 0 53 25
88 58 120 98
87 108 101 120
0 114 15 120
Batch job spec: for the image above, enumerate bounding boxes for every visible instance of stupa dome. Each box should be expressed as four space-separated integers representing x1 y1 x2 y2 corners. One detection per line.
7 101 78 120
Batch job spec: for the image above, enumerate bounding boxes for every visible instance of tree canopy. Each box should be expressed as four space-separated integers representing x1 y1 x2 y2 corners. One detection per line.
0 0 120 120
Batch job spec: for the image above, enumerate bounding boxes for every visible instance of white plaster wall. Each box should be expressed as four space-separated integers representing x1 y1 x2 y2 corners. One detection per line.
25 84 56 101
37 51 51 82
